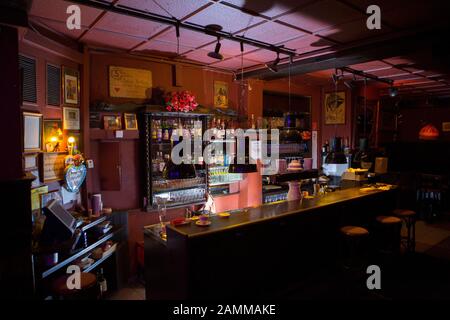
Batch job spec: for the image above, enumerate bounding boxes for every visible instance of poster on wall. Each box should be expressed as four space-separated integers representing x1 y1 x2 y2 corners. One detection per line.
62 66 80 106
214 81 228 108
23 112 42 153
63 107 80 130
324 91 346 125
109 66 152 99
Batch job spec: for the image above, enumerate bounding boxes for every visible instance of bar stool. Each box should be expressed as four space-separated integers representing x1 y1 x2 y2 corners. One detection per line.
393 209 416 253
52 272 98 300
375 216 402 256
340 226 370 270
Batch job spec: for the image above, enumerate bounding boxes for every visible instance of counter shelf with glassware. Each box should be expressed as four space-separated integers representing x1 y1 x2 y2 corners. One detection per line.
206 116 244 196
140 106 211 211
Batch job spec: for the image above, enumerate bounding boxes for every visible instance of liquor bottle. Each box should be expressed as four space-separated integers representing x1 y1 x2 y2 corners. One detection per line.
251 114 256 129
97 268 107 297
211 117 217 136
171 121 178 145
151 120 157 141
152 152 160 173
156 120 162 143
189 119 196 140
162 120 169 142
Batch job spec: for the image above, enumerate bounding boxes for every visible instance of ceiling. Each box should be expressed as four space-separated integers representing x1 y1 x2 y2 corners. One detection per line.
29 0 450 97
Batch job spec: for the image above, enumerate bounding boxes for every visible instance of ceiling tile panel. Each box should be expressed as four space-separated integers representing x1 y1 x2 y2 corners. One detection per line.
242 21 305 44
33 18 87 38
349 61 392 72
185 4 264 33
371 68 409 77
139 39 193 55
382 0 450 29
382 56 415 66
388 74 424 81
221 0 312 18
277 0 362 33
317 18 390 43
155 28 216 48
95 12 165 39
30 0 102 26
243 49 288 63
82 28 143 49
118 0 211 19
209 57 261 70
282 35 333 52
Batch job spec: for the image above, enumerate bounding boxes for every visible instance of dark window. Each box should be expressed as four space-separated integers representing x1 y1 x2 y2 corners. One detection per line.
19 55 37 103
47 64 61 106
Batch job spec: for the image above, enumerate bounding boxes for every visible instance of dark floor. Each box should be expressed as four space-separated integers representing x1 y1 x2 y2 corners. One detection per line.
109 214 450 300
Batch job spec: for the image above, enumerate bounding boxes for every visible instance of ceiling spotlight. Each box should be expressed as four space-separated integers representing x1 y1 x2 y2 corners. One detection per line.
207 37 223 60
267 52 280 73
388 86 398 97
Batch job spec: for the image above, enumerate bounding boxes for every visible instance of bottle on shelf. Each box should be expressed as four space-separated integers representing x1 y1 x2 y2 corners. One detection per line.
97 268 107 297
162 120 169 142
171 121 179 145
158 152 165 173
156 119 162 143
151 120 157 141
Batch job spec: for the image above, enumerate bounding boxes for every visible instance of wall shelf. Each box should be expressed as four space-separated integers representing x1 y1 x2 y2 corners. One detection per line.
90 129 139 140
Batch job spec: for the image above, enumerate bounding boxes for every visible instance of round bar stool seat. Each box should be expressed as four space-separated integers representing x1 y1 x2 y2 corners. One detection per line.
375 216 402 256
340 226 369 271
393 209 417 252
393 209 415 217
52 272 98 300
376 216 402 224
340 226 369 237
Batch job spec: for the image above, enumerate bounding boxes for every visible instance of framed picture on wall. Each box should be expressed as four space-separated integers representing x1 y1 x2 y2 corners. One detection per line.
324 91 346 125
124 113 138 130
62 66 80 106
104 115 122 130
214 81 228 108
23 112 42 152
23 153 39 171
63 107 80 130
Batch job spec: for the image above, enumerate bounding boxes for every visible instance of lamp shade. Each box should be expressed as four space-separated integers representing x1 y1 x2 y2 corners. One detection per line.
419 124 439 140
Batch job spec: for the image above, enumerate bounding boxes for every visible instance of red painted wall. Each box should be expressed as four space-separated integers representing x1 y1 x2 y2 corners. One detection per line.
18 31 83 197
0 26 22 181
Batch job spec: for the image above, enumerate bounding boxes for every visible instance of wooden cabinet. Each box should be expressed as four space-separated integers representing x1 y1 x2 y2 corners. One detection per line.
99 141 121 191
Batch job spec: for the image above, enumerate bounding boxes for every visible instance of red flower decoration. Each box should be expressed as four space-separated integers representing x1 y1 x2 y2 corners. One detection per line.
164 90 198 112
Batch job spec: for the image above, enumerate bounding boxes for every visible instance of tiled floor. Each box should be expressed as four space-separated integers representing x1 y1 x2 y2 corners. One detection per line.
110 213 450 300
108 279 145 300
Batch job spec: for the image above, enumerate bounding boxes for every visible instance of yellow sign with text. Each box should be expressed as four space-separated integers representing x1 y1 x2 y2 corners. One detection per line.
109 66 152 99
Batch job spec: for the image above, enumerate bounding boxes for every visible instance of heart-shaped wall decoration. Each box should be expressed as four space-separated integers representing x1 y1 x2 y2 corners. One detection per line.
65 164 87 193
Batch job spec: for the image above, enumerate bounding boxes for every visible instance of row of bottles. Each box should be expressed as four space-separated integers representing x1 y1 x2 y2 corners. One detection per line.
151 118 203 143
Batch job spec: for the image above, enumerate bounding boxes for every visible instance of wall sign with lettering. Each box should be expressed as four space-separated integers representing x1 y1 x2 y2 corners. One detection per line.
109 66 152 99
41 152 66 182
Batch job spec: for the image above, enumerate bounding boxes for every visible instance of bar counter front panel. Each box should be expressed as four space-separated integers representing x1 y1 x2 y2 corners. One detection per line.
144 187 397 299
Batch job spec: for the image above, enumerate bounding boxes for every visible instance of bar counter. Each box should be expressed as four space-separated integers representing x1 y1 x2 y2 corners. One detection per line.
144 185 397 299
165 185 396 239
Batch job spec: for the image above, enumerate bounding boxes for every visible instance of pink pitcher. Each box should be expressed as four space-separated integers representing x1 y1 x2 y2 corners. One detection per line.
287 181 302 201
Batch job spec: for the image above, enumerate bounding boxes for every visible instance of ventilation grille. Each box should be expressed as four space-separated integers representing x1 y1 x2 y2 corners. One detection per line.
19 55 37 103
47 64 61 106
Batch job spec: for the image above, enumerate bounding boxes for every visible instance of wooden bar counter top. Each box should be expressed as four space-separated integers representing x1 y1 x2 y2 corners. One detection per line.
144 185 397 299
